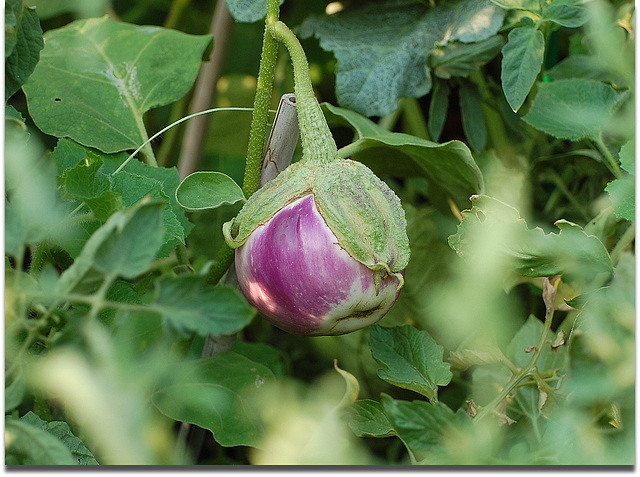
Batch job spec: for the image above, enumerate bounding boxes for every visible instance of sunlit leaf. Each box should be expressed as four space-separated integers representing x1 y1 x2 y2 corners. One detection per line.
23 17 212 153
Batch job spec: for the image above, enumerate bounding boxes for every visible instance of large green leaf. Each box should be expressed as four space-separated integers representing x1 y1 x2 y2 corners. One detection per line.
5 417 77 465
301 0 505 117
20 412 99 465
5 0 43 101
448 195 613 284
152 352 275 448
153 275 256 337
522 79 629 140
369 325 453 401
23 16 212 153
500 25 544 112
323 103 484 202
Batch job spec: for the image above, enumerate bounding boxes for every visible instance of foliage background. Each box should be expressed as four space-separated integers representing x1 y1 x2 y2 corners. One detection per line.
5 0 635 466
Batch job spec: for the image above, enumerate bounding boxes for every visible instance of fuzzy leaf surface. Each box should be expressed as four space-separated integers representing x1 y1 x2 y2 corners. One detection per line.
301 0 505 116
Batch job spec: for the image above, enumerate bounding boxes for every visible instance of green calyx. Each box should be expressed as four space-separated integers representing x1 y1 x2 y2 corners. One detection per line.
223 158 411 284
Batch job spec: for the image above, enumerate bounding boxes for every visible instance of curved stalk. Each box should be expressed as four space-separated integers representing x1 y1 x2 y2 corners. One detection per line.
268 20 337 164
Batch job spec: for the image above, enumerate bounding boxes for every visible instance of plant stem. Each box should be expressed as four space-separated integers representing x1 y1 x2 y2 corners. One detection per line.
474 279 557 423
593 135 622 178
610 223 635 266
241 1 281 198
205 244 235 285
336 140 366 159
164 0 191 30
400 98 430 140
269 20 338 164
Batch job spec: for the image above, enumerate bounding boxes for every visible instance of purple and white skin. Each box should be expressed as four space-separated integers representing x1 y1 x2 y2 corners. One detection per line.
235 195 403 336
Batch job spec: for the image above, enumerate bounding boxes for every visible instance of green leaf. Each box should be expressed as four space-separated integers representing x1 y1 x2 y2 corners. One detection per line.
430 36 504 80
230 340 287 378
522 79 630 140
459 80 487 152
63 159 125 220
20 412 99 465
22 16 213 153
224 0 284 23
605 140 635 222
501 25 544 112
152 352 275 448
300 0 505 117
5 417 77 465
381 395 468 462
345 399 395 438
176 171 245 212
428 79 450 142
542 4 590 28
56 200 165 294
53 139 194 257
323 102 484 203
153 275 255 337
448 195 614 284
5 0 44 101
369 325 453 400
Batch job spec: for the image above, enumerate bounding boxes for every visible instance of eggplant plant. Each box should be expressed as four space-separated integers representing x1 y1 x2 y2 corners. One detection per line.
222 17 410 335
4 0 634 467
